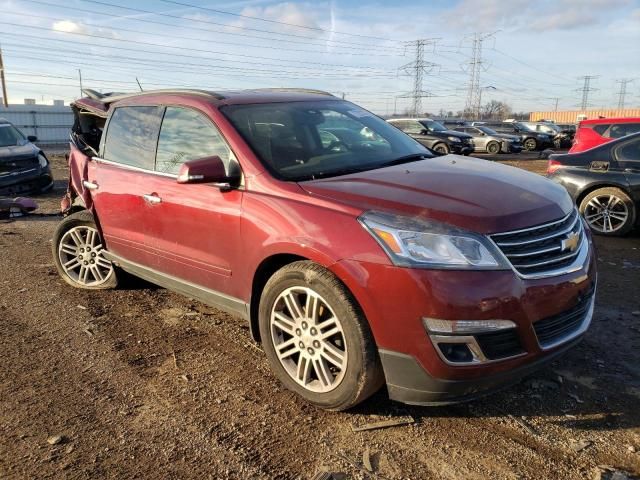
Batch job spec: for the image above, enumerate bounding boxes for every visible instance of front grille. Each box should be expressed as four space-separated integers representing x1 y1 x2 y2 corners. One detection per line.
490 209 584 277
475 329 524 360
0 157 38 175
533 286 595 348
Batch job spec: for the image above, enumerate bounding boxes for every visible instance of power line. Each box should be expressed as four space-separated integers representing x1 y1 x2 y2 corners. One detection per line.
159 0 402 43
615 78 635 109
577 75 598 109
398 39 439 117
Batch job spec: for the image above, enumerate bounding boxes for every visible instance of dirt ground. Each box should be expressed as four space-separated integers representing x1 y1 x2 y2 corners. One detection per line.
1 152 639 480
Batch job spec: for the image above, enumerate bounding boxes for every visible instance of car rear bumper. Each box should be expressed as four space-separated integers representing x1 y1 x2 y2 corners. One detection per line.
451 144 474 155
0 167 53 196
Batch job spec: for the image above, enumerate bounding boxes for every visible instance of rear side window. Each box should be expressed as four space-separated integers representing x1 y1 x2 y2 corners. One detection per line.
155 107 232 175
609 123 640 139
592 124 610 136
103 106 162 170
615 138 640 166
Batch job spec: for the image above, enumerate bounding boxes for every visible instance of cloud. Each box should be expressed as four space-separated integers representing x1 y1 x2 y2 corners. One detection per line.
52 20 89 35
228 2 321 35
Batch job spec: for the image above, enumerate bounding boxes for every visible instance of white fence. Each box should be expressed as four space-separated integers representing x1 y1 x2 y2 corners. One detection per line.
0 104 73 145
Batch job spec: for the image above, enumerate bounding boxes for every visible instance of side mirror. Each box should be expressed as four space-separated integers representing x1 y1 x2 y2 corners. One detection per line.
176 156 238 189
27 135 38 142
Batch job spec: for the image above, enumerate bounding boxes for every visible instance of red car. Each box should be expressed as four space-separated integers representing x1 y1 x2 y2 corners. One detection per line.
54 89 597 410
569 117 640 153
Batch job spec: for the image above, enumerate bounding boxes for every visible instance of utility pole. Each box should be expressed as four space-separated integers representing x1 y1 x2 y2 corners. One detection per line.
464 32 496 118
615 78 634 109
399 38 439 117
0 46 9 108
577 75 598 110
78 69 83 98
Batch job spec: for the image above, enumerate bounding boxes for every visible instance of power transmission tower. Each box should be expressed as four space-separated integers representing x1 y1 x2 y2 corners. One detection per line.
399 39 439 117
577 75 598 110
464 32 495 118
615 78 634 109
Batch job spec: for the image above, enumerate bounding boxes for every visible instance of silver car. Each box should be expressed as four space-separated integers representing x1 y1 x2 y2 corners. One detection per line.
453 125 523 154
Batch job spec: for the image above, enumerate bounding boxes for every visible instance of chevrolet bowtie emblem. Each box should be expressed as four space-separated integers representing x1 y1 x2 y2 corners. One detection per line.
561 232 580 252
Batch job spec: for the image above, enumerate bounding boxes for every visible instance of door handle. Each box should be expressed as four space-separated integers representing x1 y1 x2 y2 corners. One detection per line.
142 194 162 205
83 180 99 190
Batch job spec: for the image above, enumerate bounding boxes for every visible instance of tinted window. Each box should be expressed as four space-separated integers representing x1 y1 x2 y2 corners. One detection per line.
592 124 610 136
104 106 162 170
222 101 428 181
399 121 424 135
616 138 640 166
156 107 232 175
0 124 26 147
609 123 640 139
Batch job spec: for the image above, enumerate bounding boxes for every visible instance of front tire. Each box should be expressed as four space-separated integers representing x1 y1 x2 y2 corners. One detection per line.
52 211 118 289
486 141 500 154
579 187 636 236
523 138 538 151
258 261 383 411
432 143 450 155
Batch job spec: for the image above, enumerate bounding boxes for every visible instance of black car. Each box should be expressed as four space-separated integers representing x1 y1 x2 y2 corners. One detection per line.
387 118 474 155
547 131 640 236
0 118 53 196
478 121 554 151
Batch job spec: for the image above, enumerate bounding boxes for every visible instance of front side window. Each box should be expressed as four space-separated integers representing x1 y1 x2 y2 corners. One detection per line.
615 138 640 167
222 101 429 181
0 124 26 147
419 120 447 132
103 106 162 170
156 107 232 175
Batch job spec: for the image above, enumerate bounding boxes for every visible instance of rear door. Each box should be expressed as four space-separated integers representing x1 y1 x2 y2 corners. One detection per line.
143 106 243 296
89 105 163 266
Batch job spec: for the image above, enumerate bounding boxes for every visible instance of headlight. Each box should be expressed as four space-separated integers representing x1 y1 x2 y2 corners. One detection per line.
359 211 508 269
447 136 461 142
38 154 48 168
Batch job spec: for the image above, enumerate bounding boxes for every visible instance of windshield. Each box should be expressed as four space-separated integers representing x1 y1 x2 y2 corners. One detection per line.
221 100 431 181
513 122 535 132
477 126 499 135
419 120 447 132
0 124 27 147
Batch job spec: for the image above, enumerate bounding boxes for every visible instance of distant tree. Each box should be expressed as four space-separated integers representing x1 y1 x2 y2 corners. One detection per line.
482 100 512 120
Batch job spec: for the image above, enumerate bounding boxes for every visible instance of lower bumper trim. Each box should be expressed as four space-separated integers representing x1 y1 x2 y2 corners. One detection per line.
379 338 581 406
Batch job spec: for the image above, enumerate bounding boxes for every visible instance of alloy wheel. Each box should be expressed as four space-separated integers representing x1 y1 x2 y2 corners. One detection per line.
583 194 629 233
524 139 537 151
270 286 348 393
58 226 114 287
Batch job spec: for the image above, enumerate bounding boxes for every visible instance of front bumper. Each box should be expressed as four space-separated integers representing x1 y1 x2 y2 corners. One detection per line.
501 141 523 153
332 233 596 405
451 143 474 155
0 167 53 196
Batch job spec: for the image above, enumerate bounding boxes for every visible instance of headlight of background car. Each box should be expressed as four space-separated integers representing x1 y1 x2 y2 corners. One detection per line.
359 211 508 269
447 136 461 142
38 154 48 168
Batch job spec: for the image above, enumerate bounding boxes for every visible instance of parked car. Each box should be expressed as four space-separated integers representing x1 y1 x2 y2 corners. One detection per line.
569 117 640 153
476 121 554 151
547 131 640 236
54 88 596 410
556 123 576 141
521 122 572 149
0 118 52 196
386 118 474 155
452 125 523 154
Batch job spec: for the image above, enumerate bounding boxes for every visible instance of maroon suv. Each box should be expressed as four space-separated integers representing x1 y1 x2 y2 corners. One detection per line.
54 88 597 410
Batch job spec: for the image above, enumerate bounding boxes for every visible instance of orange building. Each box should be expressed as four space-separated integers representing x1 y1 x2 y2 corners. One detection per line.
529 109 640 123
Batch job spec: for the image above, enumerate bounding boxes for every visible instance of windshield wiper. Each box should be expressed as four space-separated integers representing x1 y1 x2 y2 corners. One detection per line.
379 153 430 168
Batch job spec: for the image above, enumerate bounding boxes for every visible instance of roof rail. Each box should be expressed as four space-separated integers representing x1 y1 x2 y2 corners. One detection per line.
82 89 225 105
250 88 335 97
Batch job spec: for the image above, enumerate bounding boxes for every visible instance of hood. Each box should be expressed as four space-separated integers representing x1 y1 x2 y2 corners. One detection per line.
0 142 39 162
300 155 573 234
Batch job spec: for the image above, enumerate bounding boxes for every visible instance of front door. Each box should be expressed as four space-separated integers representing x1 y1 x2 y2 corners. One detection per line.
143 106 243 297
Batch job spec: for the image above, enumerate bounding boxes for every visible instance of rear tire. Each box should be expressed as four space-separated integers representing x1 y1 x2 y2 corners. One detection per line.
258 261 383 411
579 187 635 236
523 138 538 151
486 141 500 154
52 211 118 289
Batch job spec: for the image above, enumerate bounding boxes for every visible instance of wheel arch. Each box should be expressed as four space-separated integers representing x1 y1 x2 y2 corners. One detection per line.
575 182 633 209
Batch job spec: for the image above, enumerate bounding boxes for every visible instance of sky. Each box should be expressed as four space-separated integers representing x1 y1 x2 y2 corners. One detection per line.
0 0 639 115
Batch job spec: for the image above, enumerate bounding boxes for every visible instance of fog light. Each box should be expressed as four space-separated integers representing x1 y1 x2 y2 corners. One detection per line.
438 343 474 363
423 318 516 334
